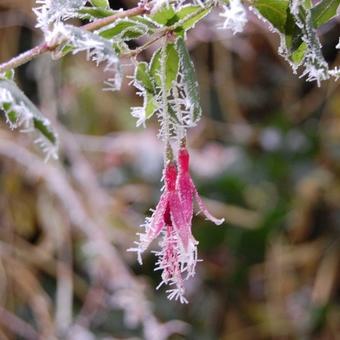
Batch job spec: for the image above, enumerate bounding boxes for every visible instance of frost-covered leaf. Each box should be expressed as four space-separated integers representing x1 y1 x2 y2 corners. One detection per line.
311 0 340 27
151 5 176 25
99 19 150 41
90 0 110 9
0 78 58 159
174 5 211 36
78 7 115 19
253 0 289 33
0 69 15 80
144 92 157 119
135 62 155 94
150 44 179 92
177 5 210 30
176 37 201 121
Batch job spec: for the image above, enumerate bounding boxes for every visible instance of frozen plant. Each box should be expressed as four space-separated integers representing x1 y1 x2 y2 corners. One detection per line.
0 0 339 308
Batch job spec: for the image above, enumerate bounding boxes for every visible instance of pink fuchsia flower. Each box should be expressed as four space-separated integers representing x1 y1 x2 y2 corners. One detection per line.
177 146 225 227
129 161 198 303
129 147 224 303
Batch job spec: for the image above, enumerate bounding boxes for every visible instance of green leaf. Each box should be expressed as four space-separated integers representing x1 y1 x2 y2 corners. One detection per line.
311 0 340 28
135 62 155 93
0 69 15 80
90 0 109 8
150 43 179 92
163 43 180 92
100 19 148 40
0 79 58 145
151 5 176 25
130 16 159 32
176 5 210 31
78 7 115 19
254 0 289 33
144 92 157 119
290 42 307 64
149 48 161 85
176 37 201 121
33 118 56 144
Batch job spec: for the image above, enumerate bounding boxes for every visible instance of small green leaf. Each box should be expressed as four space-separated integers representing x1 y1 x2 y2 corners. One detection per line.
131 16 158 32
135 62 155 93
0 69 15 80
78 7 115 19
291 42 307 64
149 48 162 85
90 0 110 8
0 79 58 145
100 20 148 40
144 92 157 119
176 5 210 31
150 43 179 92
33 118 57 144
254 0 289 33
164 43 180 92
311 0 340 28
7 110 17 123
151 5 176 25
176 37 201 121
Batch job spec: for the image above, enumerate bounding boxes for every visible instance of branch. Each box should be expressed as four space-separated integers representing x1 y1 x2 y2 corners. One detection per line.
0 5 148 73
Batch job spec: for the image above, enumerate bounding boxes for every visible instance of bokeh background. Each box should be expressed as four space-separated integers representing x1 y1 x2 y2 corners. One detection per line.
0 1 339 339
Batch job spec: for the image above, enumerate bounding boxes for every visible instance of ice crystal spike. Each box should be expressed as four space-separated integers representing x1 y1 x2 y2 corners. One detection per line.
53 25 122 91
219 0 247 35
34 0 87 33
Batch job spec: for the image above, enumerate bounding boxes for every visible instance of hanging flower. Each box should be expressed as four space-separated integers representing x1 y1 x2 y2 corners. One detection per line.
129 160 198 303
129 146 224 303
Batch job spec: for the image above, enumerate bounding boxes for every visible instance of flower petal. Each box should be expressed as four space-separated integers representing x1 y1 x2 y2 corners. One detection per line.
169 191 191 250
193 182 225 225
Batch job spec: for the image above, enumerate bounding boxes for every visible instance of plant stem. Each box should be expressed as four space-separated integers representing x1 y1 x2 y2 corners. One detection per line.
0 6 148 73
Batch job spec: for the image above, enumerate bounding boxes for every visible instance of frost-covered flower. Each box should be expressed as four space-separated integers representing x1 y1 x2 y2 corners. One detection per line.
129 147 224 303
129 161 195 303
219 0 247 35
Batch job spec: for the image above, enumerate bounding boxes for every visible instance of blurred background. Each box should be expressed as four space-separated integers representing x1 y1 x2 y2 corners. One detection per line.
0 0 339 339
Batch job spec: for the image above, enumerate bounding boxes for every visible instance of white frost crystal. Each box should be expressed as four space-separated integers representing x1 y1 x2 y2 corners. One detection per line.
34 0 87 33
336 38 340 50
219 0 247 34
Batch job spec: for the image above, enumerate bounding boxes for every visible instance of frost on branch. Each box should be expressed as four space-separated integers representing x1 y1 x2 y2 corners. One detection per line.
34 0 88 34
0 75 58 160
54 25 122 90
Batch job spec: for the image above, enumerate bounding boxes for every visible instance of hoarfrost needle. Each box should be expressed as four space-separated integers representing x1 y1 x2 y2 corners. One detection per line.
219 0 247 34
